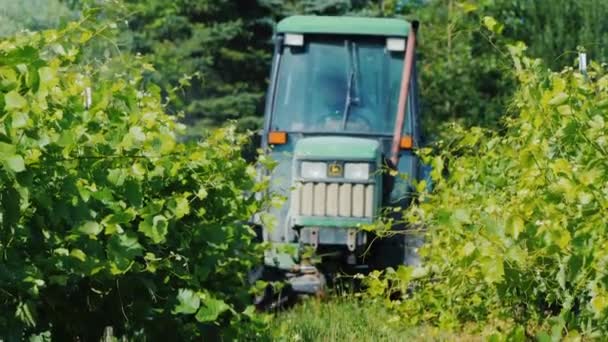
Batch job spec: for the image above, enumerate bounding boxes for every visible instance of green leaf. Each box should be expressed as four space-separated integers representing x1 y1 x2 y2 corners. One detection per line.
195 297 230 323
480 256 504 284
174 196 190 219
430 156 444 181
452 208 471 224
548 92 568 106
481 16 503 34
4 90 27 110
124 180 143 207
173 289 200 315
536 332 551 342
591 295 608 315
138 215 168 244
107 168 127 186
57 131 76 147
105 208 136 225
557 104 573 115
553 229 571 249
129 126 146 142
38 66 56 84
12 112 29 129
6 155 25 172
70 249 87 262
78 221 102 236
507 326 525 342
0 142 16 157
16 301 36 327
461 2 478 13
196 187 208 200
461 241 476 256
482 16 498 32
107 233 143 274
395 265 413 285
507 216 524 239
28 330 51 342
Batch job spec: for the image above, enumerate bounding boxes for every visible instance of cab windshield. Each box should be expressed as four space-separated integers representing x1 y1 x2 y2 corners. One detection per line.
270 35 405 134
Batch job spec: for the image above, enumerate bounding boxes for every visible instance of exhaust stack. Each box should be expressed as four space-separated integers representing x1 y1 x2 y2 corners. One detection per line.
390 21 419 166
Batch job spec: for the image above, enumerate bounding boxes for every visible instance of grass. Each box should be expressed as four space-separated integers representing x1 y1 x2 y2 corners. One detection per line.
269 296 418 342
268 295 487 342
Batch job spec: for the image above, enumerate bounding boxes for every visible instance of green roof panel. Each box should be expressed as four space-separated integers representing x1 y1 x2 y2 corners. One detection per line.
277 15 409 37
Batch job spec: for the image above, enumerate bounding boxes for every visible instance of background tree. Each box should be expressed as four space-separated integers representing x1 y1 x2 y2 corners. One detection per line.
384 0 516 136
392 0 608 135
117 0 273 133
43 0 608 137
262 0 381 16
0 0 74 37
495 0 608 69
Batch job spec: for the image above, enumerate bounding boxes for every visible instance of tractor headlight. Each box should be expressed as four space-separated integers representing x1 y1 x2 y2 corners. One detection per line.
301 162 327 179
344 163 370 180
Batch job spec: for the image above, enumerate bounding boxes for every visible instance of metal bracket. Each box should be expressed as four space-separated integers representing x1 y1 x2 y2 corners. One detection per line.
299 227 319 250
346 229 357 252
310 227 319 249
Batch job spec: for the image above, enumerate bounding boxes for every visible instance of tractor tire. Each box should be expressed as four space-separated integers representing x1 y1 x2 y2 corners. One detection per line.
249 266 298 312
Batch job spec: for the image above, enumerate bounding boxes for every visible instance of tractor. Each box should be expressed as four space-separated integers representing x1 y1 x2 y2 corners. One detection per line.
253 15 423 306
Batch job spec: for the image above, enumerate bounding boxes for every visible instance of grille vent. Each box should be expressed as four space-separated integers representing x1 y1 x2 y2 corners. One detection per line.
291 182 375 218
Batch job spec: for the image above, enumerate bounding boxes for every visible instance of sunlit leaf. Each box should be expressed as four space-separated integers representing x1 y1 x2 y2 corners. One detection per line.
6 154 25 172
4 90 27 110
78 221 102 236
195 297 229 323
173 289 200 315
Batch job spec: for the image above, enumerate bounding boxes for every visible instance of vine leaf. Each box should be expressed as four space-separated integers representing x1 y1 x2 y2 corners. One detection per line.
138 215 168 244
195 297 229 323
107 233 143 274
173 289 200 315
78 221 102 236
480 257 504 284
6 154 25 172
4 90 27 110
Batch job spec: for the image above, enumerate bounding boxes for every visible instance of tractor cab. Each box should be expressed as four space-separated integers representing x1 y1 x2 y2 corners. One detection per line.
257 16 422 297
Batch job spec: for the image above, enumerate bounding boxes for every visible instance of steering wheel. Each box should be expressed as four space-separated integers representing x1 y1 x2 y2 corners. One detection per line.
315 110 373 131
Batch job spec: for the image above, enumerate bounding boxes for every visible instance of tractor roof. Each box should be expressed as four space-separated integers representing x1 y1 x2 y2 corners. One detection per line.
277 15 410 37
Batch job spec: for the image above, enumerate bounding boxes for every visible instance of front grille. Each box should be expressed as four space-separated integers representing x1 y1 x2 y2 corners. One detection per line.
291 181 375 218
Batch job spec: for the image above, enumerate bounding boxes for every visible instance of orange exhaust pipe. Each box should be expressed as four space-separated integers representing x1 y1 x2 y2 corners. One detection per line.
390 21 419 166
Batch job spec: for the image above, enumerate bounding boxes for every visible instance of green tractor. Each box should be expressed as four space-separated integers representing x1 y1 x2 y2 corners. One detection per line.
253 15 424 306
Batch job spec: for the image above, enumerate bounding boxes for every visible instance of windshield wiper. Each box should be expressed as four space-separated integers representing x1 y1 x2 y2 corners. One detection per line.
342 41 359 129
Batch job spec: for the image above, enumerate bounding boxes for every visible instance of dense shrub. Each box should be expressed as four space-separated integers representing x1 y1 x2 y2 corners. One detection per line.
0 21 268 340
369 46 608 339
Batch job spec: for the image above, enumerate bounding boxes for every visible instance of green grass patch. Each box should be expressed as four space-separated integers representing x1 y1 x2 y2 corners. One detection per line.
269 296 490 341
270 297 417 341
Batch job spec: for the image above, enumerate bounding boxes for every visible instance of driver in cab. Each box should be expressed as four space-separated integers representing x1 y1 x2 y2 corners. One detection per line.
290 72 373 132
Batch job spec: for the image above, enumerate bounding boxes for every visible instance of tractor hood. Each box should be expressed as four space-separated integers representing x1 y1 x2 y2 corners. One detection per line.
293 136 381 161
